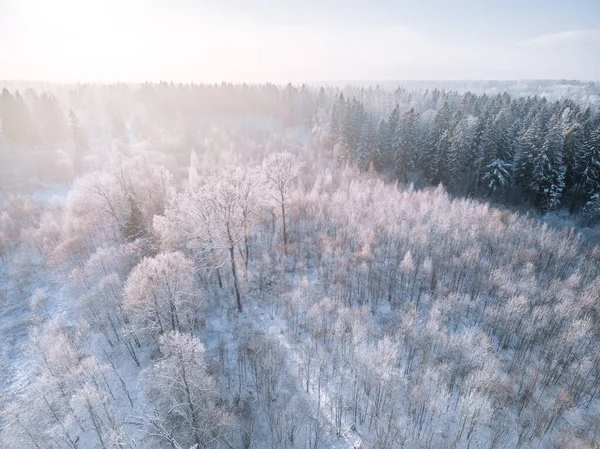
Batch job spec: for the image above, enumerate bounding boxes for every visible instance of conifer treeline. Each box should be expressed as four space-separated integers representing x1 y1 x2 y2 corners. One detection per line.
329 90 600 217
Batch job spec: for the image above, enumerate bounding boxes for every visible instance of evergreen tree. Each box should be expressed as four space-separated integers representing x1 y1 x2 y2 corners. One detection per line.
472 112 496 193
583 192 600 224
515 114 543 193
374 119 388 172
0 89 16 143
421 101 450 183
357 114 377 169
121 195 146 243
38 93 68 144
482 159 512 194
0 89 39 148
372 111 396 172
580 124 600 199
397 107 418 179
563 121 586 211
341 99 365 159
329 93 346 150
383 105 400 173
529 115 566 211
466 114 487 194
435 129 452 185
477 108 514 195
563 122 585 187
448 114 475 189
442 110 465 187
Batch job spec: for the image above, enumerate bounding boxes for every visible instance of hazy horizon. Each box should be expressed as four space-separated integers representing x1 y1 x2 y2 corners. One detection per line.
1 0 599 84
2 2 600 446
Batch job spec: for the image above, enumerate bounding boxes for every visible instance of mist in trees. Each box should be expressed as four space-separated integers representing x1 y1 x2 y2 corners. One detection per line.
1 81 600 449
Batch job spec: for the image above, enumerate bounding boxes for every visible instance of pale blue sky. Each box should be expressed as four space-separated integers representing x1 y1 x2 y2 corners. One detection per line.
1 0 598 82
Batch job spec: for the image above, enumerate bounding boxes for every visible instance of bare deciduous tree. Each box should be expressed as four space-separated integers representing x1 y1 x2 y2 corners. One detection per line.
140 332 234 448
262 152 303 256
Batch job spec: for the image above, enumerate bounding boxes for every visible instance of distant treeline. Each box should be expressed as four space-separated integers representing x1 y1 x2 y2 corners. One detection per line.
0 83 318 148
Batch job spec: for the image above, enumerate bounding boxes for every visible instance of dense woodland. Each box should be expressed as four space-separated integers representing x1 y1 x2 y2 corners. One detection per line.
1 81 600 448
2 81 600 219
329 89 600 218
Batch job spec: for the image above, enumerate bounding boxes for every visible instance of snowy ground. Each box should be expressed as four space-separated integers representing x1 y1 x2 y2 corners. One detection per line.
0 187 71 422
257 305 363 449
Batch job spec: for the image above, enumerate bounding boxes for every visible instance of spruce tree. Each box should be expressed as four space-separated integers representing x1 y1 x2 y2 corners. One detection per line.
482 159 512 194
39 93 68 144
0 89 39 148
421 101 450 183
529 115 566 211
478 108 514 195
583 192 600 224
357 114 377 170
341 99 365 159
329 93 346 151
385 105 401 173
448 115 475 190
581 124 600 199
121 195 146 243
397 107 418 179
563 121 586 211
374 119 388 172
515 115 543 194
443 110 465 187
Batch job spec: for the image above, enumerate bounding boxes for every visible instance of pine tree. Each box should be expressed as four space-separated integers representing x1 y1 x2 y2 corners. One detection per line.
482 159 512 193
563 121 586 211
0 89 16 144
341 99 365 160
466 114 487 194
583 192 600 224
477 108 514 195
384 105 400 173
121 195 146 243
374 119 388 172
580 124 600 199
329 93 346 151
442 110 465 187
38 93 68 144
421 101 450 183
448 115 475 189
435 129 452 185
397 107 418 179
0 89 39 148
357 114 377 169
563 122 585 187
529 116 566 211
515 115 543 194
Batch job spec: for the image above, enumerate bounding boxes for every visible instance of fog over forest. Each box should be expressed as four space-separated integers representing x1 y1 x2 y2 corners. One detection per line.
2 1 600 449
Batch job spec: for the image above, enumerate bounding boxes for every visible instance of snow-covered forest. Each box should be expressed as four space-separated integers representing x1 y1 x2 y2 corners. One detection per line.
1 81 600 449
330 86 600 218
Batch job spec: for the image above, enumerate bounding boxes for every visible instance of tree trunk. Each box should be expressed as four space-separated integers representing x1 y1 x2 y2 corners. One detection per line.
244 235 249 282
216 266 223 288
180 353 202 449
281 193 288 256
207 233 223 288
229 244 243 313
